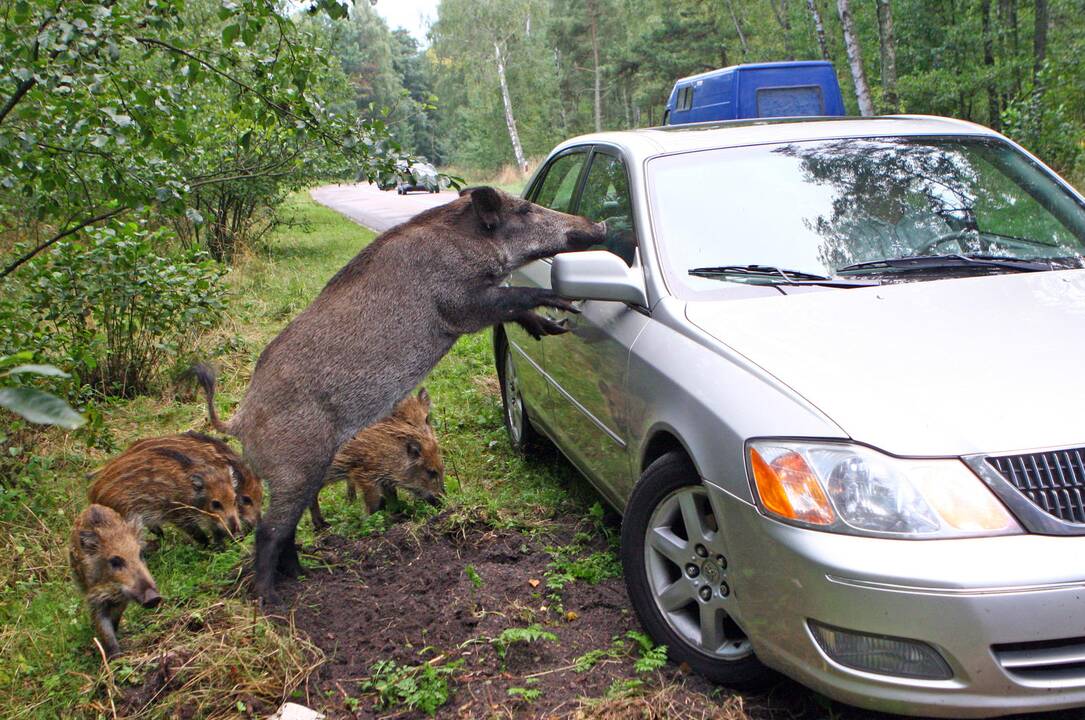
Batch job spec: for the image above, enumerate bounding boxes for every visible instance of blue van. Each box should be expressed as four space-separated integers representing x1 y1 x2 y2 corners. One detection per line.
664 61 846 125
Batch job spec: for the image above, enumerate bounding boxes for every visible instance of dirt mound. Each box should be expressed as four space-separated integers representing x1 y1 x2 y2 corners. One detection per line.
280 515 742 718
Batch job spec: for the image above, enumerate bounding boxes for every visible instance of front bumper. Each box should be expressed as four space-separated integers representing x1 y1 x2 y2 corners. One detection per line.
712 486 1085 718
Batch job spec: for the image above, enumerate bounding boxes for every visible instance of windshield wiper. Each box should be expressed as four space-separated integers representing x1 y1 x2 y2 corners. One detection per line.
837 254 1053 275
689 265 878 287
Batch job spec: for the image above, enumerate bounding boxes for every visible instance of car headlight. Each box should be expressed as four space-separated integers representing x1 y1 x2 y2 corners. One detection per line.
747 440 1021 538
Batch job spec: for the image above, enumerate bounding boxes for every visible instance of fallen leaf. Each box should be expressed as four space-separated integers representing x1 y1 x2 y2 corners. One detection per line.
565 610 578 622
528 578 540 588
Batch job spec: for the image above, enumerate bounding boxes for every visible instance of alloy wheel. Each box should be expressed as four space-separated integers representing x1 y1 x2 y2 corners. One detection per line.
644 486 752 660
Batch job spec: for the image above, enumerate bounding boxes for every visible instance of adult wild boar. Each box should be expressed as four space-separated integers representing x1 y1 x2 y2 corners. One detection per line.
195 187 605 602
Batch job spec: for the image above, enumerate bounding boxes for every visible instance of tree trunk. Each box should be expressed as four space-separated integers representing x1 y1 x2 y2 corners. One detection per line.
875 0 899 113
806 0 831 61
588 0 602 132
770 0 795 60
725 0 750 56
981 0 1001 129
494 41 527 174
1033 0 1048 80
836 0 875 116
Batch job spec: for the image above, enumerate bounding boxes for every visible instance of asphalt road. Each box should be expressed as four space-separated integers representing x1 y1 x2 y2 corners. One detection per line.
310 182 457 233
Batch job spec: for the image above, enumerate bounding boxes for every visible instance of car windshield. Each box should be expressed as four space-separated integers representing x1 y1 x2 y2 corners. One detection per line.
647 136 1085 291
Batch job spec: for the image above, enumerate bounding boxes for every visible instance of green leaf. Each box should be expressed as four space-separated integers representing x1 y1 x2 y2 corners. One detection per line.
222 23 240 45
5 364 70 378
0 387 86 429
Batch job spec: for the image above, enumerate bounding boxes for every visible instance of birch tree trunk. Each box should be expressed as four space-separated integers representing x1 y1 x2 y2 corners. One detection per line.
981 0 1000 129
875 0 899 113
1033 0 1048 80
588 0 602 132
836 0 875 116
770 0 795 60
806 0 831 61
494 41 527 174
726 0 750 56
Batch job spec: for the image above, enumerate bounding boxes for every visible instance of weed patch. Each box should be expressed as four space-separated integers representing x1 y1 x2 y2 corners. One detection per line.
359 658 462 716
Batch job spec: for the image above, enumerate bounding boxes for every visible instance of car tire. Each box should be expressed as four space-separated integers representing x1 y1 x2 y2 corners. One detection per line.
621 451 773 688
496 334 543 455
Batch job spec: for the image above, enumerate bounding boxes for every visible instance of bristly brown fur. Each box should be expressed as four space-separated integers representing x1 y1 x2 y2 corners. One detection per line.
89 435 243 546
310 389 444 530
191 186 606 602
69 503 160 657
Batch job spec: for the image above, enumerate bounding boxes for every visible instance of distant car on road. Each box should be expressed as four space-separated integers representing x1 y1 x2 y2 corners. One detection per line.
397 162 440 194
495 115 1085 717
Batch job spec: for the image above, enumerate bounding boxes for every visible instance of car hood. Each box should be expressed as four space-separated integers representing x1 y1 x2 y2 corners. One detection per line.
685 269 1085 457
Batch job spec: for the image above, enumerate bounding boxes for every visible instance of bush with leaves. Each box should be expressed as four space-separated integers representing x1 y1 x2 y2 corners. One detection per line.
22 221 226 397
0 0 443 281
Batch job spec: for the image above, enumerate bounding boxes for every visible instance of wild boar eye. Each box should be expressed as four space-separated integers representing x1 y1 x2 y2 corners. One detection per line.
210 500 224 511
516 204 532 216
240 495 253 506
428 469 439 481
109 556 126 570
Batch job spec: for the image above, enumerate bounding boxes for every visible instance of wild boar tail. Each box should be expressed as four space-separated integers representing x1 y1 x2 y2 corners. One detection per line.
190 363 233 436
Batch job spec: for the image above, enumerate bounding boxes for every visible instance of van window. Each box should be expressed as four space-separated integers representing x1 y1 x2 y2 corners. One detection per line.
577 153 637 266
756 85 824 117
676 86 694 112
533 152 586 213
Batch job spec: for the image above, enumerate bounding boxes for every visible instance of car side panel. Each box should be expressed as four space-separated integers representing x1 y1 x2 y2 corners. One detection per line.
620 298 847 506
541 299 649 502
504 259 553 420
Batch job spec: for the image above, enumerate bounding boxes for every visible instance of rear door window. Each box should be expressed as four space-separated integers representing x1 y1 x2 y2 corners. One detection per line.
532 151 587 212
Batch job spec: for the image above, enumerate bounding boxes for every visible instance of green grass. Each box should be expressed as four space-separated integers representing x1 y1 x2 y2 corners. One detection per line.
0 190 598 717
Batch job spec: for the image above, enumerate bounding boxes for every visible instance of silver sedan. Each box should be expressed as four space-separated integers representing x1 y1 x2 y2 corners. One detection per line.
494 116 1085 718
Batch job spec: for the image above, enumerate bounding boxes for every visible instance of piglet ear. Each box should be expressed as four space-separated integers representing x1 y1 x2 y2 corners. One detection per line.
417 387 430 410
406 438 423 459
79 529 100 554
463 186 501 232
127 515 144 537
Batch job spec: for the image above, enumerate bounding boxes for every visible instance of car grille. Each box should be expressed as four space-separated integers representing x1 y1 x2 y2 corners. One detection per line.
987 449 1085 525
993 637 1085 683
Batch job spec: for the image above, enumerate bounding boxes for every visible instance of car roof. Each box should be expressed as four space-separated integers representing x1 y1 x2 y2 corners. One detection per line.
550 115 1002 159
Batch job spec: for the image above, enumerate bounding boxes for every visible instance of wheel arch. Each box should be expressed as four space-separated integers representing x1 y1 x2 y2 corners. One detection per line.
640 424 700 477
492 325 507 376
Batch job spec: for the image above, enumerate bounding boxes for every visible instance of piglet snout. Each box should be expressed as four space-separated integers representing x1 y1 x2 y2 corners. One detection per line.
141 588 162 609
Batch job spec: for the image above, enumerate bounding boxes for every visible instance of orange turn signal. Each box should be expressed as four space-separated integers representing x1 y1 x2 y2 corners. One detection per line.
750 447 836 525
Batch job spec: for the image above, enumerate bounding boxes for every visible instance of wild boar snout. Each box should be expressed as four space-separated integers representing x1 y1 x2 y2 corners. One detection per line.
141 586 162 609
565 220 607 250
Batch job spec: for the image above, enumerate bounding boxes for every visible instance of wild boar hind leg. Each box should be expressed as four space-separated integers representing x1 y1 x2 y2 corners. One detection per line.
253 459 330 604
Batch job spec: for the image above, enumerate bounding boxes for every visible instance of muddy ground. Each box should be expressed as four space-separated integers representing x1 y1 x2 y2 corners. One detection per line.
274 514 886 720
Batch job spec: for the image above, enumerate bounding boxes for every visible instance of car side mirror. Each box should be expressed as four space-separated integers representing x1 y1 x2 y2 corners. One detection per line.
552 251 648 307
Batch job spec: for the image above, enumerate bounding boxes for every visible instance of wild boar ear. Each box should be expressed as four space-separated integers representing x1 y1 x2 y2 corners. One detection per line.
190 474 206 493
227 462 241 490
79 529 100 554
406 438 422 459
126 515 144 537
466 186 501 232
